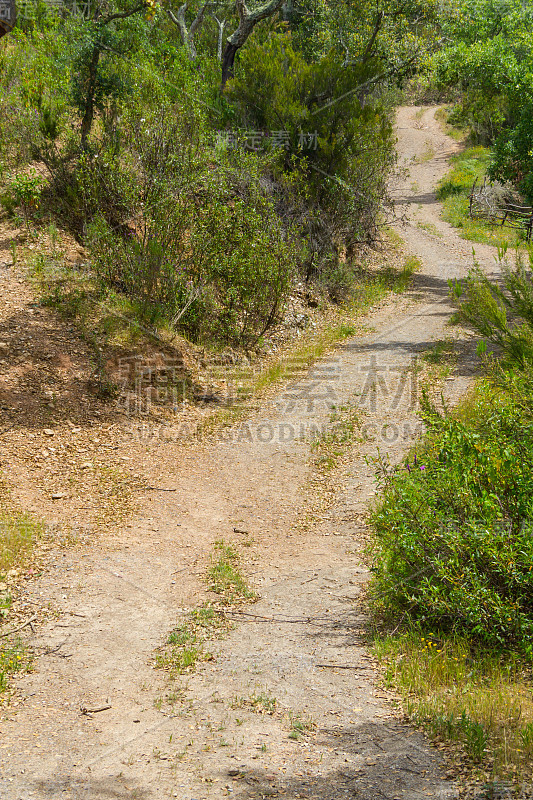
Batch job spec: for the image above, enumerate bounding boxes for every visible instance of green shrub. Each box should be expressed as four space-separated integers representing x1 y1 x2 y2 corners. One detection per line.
1 170 46 225
369 386 533 654
225 32 395 287
450 250 533 369
86 108 298 347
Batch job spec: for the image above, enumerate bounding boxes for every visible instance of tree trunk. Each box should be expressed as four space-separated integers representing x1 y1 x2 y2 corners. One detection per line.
168 2 215 61
221 42 239 87
220 0 283 89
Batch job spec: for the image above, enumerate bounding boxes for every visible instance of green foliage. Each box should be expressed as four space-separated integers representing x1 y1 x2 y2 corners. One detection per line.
436 146 526 249
287 0 440 68
429 0 533 198
1 169 45 224
0 505 43 573
375 629 533 776
83 107 298 347
436 147 490 200
226 32 395 287
491 103 533 200
0 27 72 167
0 0 402 351
369 386 533 654
0 641 30 695
452 250 533 369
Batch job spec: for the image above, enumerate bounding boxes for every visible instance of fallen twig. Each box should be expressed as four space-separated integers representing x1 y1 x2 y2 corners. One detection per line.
223 610 330 625
0 615 37 638
37 640 72 658
80 704 112 715
135 487 177 492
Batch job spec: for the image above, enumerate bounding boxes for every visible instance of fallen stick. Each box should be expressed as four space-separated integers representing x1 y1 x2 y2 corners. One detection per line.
134 487 177 492
0 615 37 638
80 705 112 715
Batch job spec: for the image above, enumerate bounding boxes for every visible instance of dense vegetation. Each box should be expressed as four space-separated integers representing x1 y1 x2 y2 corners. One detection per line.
430 0 533 199
0 0 439 349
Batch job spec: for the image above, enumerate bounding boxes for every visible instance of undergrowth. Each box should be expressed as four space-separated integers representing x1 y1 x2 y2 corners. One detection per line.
0 640 31 697
0 504 42 575
0 483 41 697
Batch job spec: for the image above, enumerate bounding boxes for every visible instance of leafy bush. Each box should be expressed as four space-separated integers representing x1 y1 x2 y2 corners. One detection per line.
429 0 533 199
491 104 533 201
86 108 299 347
451 250 533 369
369 387 533 654
1 169 45 224
225 32 395 289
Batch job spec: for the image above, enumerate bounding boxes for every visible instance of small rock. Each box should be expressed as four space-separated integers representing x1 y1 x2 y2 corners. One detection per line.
43 429 55 436
51 493 66 500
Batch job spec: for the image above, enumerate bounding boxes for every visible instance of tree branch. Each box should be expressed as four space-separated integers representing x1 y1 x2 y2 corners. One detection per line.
212 11 227 62
360 10 384 65
228 0 284 47
168 5 189 43
190 1 217 37
101 3 147 25
168 2 218 59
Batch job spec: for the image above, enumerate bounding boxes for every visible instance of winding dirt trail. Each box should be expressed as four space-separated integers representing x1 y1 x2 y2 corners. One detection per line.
0 107 500 800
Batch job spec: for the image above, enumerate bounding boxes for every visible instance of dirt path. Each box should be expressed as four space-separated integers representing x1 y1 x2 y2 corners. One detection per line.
0 107 498 800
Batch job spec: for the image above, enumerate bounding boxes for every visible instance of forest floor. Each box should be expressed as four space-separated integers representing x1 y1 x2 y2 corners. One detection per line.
0 106 502 800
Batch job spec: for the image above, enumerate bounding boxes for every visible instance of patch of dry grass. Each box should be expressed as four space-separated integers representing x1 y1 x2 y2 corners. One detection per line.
375 631 533 782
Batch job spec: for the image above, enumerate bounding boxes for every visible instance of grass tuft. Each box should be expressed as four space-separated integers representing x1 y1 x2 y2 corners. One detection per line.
0 506 42 574
208 541 257 604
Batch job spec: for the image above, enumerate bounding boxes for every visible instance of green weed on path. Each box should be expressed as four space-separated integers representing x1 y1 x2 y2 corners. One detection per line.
155 540 256 681
0 640 32 697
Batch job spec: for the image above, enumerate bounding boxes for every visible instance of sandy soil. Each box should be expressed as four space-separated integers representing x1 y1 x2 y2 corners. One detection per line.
0 106 501 800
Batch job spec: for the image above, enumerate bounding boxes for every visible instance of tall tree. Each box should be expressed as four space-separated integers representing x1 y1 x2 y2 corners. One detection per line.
78 1 149 147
